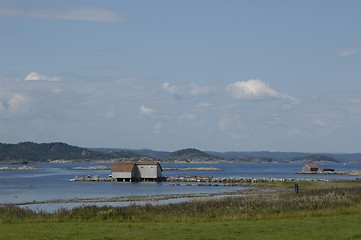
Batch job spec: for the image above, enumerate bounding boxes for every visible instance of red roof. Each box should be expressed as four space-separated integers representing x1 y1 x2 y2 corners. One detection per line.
306 164 318 169
111 162 136 172
111 161 162 172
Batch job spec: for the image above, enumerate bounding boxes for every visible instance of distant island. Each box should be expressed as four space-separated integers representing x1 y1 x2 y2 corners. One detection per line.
1 142 361 164
0 166 42 171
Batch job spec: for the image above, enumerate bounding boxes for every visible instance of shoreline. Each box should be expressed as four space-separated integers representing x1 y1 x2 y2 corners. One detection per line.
7 186 288 206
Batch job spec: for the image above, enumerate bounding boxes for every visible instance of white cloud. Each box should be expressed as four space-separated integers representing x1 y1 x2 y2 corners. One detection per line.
7 93 29 113
162 82 181 95
0 7 123 22
139 105 154 115
162 82 212 97
24 72 61 81
338 46 361 56
0 91 30 115
227 79 297 102
189 83 212 96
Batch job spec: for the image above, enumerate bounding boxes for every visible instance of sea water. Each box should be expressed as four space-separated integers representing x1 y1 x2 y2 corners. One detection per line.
1 162 360 212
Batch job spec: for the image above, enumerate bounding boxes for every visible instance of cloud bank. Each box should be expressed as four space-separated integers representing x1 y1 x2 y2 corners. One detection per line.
227 79 297 102
0 93 29 114
162 82 212 97
139 105 154 116
24 72 61 81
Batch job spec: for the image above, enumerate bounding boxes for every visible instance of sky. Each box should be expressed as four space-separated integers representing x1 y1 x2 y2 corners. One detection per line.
1 0 361 153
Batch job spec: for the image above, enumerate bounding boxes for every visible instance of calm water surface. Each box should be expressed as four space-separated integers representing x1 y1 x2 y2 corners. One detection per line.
1 162 360 212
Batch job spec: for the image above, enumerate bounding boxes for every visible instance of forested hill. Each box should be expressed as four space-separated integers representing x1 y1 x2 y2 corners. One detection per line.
0 142 143 162
2 142 361 163
162 148 224 162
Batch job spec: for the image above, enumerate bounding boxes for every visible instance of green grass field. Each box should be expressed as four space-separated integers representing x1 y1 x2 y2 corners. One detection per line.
1 180 361 240
1 214 361 240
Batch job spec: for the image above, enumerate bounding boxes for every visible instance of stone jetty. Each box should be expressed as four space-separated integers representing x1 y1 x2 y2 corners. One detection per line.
163 167 223 171
164 176 328 183
70 175 115 182
71 175 328 183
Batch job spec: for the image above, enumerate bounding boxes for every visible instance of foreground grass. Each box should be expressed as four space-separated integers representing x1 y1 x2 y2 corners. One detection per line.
1 213 361 240
1 180 361 239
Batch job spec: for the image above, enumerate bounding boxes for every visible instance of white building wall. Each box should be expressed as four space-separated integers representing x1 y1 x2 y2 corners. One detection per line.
137 164 161 179
112 171 132 179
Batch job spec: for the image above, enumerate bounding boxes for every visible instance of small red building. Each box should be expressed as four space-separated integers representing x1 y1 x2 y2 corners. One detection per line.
301 164 319 172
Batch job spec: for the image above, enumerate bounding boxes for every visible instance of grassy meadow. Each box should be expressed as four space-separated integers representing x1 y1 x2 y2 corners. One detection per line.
1 180 361 239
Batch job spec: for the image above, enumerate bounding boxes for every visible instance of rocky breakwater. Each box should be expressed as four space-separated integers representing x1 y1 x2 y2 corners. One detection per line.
0 166 43 171
298 170 361 175
70 175 115 182
165 176 328 183
71 175 329 183
163 167 223 171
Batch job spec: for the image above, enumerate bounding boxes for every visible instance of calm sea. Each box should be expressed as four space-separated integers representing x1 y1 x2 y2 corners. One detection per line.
1 162 360 212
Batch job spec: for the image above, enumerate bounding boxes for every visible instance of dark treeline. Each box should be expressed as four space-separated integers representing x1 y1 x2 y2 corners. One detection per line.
0 142 142 162
1 142 361 163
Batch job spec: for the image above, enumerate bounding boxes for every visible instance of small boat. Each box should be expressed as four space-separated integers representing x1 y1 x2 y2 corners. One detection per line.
69 176 78 181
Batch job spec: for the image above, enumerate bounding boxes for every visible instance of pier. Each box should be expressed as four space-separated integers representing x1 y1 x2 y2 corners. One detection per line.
71 175 329 183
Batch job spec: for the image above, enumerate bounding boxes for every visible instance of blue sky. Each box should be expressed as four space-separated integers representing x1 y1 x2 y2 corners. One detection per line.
1 0 361 153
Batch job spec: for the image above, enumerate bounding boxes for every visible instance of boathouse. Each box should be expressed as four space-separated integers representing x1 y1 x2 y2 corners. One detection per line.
111 161 163 182
301 164 319 173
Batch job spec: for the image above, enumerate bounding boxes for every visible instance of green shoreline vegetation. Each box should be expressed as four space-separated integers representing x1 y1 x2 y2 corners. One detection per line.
2 180 361 239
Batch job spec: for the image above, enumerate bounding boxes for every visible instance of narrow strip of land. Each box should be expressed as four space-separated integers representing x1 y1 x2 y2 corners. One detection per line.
7 187 289 206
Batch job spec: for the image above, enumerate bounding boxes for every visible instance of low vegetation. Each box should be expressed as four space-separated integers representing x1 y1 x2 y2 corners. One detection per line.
1 180 361 239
